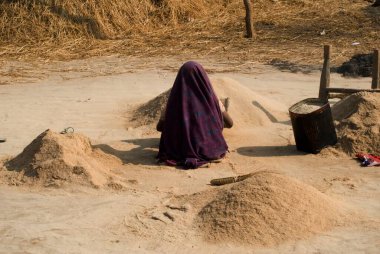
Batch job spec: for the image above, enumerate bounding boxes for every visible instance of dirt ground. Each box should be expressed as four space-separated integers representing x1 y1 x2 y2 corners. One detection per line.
0 57 379 253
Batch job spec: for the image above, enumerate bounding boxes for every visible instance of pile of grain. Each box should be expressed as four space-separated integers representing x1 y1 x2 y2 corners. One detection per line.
332 92 380 156
130 77 288 129
196 171 343 246
4 129 122 187
130 89 171 127
290 99 324 114
211 78 288 127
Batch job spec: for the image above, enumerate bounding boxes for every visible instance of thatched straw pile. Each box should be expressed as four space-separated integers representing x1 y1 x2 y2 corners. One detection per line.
0 0 379 64
0 0 229 42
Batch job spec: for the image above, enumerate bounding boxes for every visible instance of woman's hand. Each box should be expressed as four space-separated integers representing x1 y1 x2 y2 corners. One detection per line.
219 97 233 128
218 99 226 112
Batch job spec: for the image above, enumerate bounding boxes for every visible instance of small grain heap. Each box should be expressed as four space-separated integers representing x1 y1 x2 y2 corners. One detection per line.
130 89 171 127
332 92 380 156
196 172 343 246
4 129 122 187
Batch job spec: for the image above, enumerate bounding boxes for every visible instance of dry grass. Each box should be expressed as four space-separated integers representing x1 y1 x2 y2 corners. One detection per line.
0 0 379 66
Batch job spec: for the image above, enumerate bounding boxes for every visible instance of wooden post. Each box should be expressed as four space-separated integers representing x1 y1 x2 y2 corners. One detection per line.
371 49 379 89
243 0 254 38
319 45 331 102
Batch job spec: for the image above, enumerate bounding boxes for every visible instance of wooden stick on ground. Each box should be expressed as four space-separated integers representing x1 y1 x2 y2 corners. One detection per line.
372 49 379 89
210 173 254 186
210 170 277 186
319 45 331 102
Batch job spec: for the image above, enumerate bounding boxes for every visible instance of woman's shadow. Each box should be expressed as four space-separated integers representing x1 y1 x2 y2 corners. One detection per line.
94 138 160 166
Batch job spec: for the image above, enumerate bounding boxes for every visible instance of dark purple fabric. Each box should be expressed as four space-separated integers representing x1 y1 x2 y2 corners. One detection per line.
158 61 228 169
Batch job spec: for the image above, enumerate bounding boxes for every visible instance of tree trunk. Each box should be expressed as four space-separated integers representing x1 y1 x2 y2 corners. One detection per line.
243 0 254 38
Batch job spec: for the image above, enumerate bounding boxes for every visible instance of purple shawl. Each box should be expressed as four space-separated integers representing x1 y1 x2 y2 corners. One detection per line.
158 61 228 169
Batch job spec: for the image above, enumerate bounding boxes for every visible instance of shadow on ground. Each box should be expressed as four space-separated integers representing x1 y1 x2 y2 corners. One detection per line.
94 138 160 166
237 145 305 157
268 59 319 74
252 101 291 125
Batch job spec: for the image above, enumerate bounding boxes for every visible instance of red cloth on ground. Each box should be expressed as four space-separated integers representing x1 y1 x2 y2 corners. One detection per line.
356 153 380 167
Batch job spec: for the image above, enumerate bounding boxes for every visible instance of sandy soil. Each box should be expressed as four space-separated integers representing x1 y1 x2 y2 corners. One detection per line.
0 57 379 253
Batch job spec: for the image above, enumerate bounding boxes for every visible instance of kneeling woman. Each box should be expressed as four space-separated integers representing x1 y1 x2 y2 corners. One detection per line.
156 61 233 169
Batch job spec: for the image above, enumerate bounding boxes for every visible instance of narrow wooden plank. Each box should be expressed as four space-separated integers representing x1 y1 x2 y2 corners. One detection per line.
328 93 348 99
318 45 331 102
327 88 380 94
372 49 379 89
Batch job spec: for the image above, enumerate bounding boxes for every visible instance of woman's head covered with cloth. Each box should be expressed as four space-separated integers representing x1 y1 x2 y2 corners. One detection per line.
158 61 228 169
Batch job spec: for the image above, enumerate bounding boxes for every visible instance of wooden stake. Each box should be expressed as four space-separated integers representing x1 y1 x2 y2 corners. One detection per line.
319 45 331 102
243 0 254 38
372 49 379 89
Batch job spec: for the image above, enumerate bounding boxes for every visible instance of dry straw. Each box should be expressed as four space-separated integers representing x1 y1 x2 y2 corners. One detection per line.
0 0 379 65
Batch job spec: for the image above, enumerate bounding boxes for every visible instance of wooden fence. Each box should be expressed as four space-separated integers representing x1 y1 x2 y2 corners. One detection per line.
318 45 380 101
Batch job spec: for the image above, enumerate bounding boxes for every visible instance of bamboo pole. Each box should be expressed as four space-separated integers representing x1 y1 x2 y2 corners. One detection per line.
318 45 331 102
243 0 254 38
372 49 379 89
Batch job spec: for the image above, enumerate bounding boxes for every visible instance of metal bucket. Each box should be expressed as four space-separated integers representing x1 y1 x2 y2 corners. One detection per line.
289 98 337 154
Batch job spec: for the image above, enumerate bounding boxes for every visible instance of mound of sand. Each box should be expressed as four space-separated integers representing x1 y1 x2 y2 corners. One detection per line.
4 129 122 188
331 92 380 156
130 77 288 129
196 172 343 246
